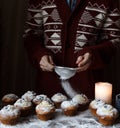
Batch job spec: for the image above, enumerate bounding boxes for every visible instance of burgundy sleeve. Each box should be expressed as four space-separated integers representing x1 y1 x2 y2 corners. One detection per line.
23 0 53 68
79 41 117 69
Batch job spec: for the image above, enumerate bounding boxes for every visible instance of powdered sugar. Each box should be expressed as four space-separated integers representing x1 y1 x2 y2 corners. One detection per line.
21 91 36 101
96 104 119 117
61 100 78 109
0 105 20 117
54 66 78 98
90 99 105 109
33 94 50 105
61 80 77 98
51 93 67 102
0 109 119 128
14 99 32 108
36 100 55 113
33 94 48 101
72 94 89 104
54 66 77 80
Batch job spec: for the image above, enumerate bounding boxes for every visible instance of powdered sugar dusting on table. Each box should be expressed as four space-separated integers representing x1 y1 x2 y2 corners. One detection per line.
0 109 120 128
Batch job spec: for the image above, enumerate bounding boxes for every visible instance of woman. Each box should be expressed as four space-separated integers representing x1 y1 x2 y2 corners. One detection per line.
24 0 120 99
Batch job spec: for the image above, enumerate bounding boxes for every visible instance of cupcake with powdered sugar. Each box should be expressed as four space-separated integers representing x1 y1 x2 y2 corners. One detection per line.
36 100 55 121
33 94 50 105
89 99 105 116
51 93 67 108
96 104 119 126
72 94 89 111
14 98 32 116
0 105 21 125
21 91 36 102
61 100 78 116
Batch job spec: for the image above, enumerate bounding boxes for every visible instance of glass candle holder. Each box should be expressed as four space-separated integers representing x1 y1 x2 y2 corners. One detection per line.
115 94 120 112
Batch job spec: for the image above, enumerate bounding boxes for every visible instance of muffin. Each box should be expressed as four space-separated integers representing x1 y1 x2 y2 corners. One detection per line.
2 93 19 105
51 93 67 108
61 100 78 116
21 91 36 102
96 104 119 126
89 99 105 116
72 94 89 111
14 98 33 116
36 100 55 121
0 105 21 125
33 94 50 105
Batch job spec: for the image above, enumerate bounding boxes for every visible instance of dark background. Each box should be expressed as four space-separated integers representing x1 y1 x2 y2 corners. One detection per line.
0 0 120 99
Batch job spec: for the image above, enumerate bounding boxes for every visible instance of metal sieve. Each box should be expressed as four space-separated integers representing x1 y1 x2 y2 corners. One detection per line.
54 66 78 80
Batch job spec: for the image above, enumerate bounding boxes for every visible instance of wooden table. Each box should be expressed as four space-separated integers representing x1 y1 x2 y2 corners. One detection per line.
0 108 120 128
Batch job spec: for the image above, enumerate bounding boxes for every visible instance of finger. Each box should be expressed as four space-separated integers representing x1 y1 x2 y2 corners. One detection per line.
47 64 54 71
40 65 46 71
78 53 91 67
39 56 54 71
78 60 92 72
42 56 54 68
40 55 54 66
40 65 53 72
44 58 54 71
76 56 83 64
42 63 54 71
39 55 48 66
76 67 81 72
49 56 54 65
47 56 55 71
42 55 49 64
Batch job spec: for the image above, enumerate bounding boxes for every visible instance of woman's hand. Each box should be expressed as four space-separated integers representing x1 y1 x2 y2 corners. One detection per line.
39 55 55 71
76 52 92 72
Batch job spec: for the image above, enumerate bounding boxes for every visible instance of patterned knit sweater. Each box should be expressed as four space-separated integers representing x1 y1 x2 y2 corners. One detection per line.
24 0 120 98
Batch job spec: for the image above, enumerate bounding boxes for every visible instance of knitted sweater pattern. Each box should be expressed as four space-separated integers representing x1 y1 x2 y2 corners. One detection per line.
24 0 120 55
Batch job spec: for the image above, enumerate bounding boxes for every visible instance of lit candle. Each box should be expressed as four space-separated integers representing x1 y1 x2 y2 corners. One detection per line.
95 82 112 104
